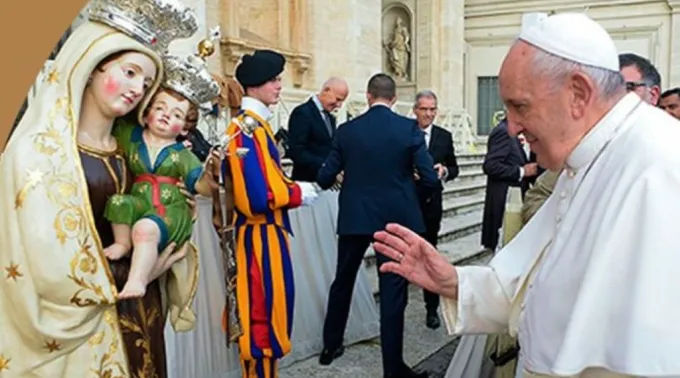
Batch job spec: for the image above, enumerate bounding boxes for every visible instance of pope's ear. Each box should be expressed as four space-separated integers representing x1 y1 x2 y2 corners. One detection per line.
568 71 595 117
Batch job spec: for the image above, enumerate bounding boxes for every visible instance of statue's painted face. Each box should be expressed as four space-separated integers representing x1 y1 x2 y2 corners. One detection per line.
143 89 191 139
89 51 157 118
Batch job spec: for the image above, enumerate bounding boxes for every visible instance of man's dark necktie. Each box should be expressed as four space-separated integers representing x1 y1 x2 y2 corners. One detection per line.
322 110 334 136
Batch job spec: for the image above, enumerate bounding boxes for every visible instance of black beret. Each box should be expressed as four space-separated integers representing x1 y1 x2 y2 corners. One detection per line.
235 49 286 88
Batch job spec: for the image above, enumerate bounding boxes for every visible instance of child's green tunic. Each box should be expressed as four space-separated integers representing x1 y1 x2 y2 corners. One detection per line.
104 119 203 249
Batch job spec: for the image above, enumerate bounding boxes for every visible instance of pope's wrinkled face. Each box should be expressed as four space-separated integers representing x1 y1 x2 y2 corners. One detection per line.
89 51 157 118
143 90 191 139
498 42 591 171
248 76 282 106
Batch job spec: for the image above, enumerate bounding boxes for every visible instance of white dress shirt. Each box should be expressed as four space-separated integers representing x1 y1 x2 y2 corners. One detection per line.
421 124 432 148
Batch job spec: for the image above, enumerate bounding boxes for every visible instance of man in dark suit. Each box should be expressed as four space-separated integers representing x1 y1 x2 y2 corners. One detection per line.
480 118 538 251
287 77 349 181
316 73 437 378
412 90 459 330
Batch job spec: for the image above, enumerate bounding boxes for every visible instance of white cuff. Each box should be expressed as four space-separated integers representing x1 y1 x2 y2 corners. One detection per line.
519 166 525 181
441 267 468 335
297 181 320 206
441 266 509 335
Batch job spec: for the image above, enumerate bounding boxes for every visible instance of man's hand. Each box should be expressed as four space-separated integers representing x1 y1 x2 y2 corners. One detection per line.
523 163 539 177
434 163 446 179
331 171 344 191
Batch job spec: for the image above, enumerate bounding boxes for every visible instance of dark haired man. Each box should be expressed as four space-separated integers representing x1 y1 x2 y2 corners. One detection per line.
619 53 662 105
659 87 680 120
316 73 437 377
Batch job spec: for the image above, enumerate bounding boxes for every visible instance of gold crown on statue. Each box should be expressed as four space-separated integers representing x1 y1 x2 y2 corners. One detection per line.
161 27 222 108
87 0 198 53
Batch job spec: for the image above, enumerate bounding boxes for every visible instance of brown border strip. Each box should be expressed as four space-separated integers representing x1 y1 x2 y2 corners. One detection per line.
0 1 87 150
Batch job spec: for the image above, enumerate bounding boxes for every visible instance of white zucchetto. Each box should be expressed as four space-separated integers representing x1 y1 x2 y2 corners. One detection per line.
518 12 619 72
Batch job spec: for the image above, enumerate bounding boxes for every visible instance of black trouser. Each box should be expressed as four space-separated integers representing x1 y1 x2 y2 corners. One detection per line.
420 217 441 314
322 234 408 375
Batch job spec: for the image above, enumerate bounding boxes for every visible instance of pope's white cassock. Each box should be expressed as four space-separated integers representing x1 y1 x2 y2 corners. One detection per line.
440 13 680 378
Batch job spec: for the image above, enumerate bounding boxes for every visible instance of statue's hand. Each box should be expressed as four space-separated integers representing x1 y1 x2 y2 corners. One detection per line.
150 242 189 281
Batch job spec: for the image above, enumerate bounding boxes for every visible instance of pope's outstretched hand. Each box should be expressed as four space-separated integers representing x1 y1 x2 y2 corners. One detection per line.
373 223 459 299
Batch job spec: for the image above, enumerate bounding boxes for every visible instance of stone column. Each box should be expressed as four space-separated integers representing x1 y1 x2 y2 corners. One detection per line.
290 0 309 52
278 0 291 49
437 0 465 111
220 0 240 40
667 0 680 87
414 0 440 94
414 0 464 111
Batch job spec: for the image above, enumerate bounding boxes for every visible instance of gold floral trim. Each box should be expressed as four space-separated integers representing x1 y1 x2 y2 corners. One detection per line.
119 299 160 378
66 32 132 376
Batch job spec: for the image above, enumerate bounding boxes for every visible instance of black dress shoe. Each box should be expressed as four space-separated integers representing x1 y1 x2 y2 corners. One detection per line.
318 345 345 365
385 365 429 378
426 313 441 329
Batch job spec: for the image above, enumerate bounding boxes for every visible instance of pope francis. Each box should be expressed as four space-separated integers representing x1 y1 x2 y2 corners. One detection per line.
373 12 680 378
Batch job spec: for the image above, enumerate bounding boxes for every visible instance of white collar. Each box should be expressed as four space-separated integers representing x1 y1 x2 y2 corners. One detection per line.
241 96 273 122
370 102 392 109
421 124 433 134
566 93 642 171
311 95 324 113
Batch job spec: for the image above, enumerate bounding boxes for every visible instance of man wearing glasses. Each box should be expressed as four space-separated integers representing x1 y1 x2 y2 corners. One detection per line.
619 52 662 105
412 90 459 329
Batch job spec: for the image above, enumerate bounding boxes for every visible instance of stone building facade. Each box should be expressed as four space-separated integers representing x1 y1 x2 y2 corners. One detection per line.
47 0 680 149
465 0 680 136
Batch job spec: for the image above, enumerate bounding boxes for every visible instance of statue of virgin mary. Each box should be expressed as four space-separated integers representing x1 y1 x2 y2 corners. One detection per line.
0 0 200 376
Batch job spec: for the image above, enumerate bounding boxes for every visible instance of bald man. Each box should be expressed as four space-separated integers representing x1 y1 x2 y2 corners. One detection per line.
288 78 349 182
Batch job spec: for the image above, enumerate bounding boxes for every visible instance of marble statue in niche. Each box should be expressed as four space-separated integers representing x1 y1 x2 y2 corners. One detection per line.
384 16 411 80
